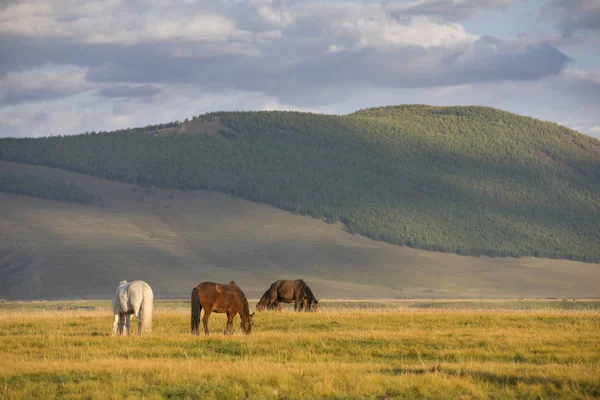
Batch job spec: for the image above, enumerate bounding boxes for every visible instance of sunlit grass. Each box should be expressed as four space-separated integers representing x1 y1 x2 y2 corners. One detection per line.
1 301 599 399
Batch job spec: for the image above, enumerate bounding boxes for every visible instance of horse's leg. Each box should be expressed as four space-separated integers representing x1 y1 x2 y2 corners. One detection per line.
294 295 302 312
111 313 119 336
135 306 142 335
202 305 213 335
225 311 236 335
118 313 125 335
125 314 131 336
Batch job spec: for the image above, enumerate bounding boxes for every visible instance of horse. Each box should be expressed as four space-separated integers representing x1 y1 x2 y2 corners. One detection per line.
256 287 272 311
256 284 281 311
299 282 319 312
191 281 255 335
258 279 319 312
112 280 153 336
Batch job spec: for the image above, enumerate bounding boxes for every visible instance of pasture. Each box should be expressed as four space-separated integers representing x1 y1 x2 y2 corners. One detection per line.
0 300 599 399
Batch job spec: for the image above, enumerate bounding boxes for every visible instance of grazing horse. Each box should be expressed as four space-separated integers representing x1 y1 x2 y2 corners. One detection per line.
299 282 319 312
256 284 281 311
112 280 153 336
256 287 274 311
191 281 255 335
257 279 319 312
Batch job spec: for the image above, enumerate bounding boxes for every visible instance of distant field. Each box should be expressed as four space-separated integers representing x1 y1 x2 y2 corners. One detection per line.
0 299 600 312
0 300 598 399
3 299 600 311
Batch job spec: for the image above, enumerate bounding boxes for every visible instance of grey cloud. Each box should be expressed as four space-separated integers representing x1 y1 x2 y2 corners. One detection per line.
1 87 74 106
0 65 91 106
542 0 600 39
450 36 571 82
98 84 162 98
386 0 519 21
0 34 570 109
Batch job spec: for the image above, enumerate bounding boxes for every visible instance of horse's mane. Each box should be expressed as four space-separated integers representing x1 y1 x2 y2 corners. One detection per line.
227 281 250 316
300 282 316 301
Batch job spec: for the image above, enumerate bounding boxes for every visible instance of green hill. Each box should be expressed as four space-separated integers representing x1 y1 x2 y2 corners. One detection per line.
1 105 599 263
1 160 599 300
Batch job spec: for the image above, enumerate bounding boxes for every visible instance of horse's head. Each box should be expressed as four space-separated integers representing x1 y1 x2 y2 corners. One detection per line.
241 312 255 334
119 280 127 286
256 304 265 311
309 298 320 312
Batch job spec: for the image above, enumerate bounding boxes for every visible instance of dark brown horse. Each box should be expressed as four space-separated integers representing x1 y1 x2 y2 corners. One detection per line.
191 281 255 335
256 287 278 311
256 279 319 312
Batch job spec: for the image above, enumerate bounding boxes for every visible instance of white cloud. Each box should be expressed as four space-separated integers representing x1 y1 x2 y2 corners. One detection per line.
342 16 475 49
0 1 241 44
0 0 477 49
327 44 345 53
249 0 293 28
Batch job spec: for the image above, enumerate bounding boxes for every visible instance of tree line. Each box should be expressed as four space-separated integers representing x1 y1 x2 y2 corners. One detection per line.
0 171 99 205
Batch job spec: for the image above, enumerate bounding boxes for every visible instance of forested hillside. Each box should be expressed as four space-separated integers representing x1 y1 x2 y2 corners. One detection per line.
0 171 99 205
1 105 599 262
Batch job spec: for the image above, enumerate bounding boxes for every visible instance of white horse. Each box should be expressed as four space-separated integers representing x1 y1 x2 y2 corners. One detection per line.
112 280 153 336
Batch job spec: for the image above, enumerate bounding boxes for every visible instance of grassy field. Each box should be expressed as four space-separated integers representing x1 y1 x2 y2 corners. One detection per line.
0 301 599 399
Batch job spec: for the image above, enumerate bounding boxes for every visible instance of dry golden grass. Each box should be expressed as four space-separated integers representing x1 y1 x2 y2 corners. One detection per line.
1 302 599 399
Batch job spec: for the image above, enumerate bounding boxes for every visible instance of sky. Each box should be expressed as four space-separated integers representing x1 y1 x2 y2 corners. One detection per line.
0 0 599 139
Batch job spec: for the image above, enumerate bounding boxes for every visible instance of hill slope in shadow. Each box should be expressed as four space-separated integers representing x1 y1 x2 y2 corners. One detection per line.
1 160 598 300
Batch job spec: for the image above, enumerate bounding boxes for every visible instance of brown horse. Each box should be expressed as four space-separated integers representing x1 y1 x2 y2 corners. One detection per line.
256 282 283 311
257 279 319 312
191 281 255 335
256 287 273 311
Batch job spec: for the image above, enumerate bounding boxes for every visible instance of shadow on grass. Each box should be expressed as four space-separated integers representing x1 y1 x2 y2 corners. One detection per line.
384 366 600 396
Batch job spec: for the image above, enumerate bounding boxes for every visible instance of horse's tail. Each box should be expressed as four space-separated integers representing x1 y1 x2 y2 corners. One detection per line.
191 286 201 334
140 284 153 334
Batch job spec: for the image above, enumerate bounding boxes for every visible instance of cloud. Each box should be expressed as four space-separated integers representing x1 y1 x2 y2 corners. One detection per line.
542 0 600 39
0 86 310 138
0 65 93 106
0 107 88 138
552 69 600 105
448 36 571 83
248 0 293 28
385 0 519 21
98 84 162 98
2 66 599 140
0 0 241 44
0 0 590 139
0 0 570 110
336 15 475 48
